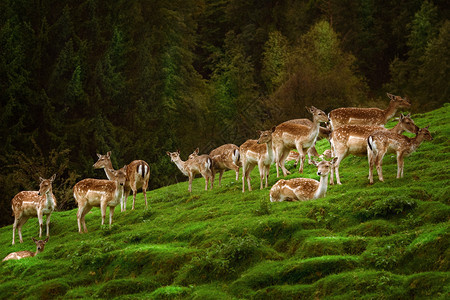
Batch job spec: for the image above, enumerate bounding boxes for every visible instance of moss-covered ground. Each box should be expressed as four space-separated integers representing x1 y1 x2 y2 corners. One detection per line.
0 105 449 299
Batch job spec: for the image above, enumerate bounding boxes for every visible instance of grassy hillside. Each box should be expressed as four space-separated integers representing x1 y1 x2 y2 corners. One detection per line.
0 105 449 299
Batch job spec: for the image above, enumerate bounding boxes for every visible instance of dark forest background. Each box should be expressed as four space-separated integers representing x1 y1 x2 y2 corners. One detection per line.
0 0 448 226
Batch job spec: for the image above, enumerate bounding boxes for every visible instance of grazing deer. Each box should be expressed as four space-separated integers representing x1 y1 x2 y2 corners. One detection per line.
11 175 57 245
167 149 214 192
272 106 329 177
240 127 275 192
367 126 433 184
270 158 337 202
329 114 419 185
93 152 150 211
3 237 49 262
74 167 127 233
209 144 240 186
286 148 332 165
328 93 411 129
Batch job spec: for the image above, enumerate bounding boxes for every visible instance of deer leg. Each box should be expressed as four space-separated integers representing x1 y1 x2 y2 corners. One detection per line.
80 205 92 233
368 147 375 184
188 175 193 193
265 165 270 188
334 151 347 185
109 207 115 228
12 216 19 245
280 150 291 176
219 170 224 187
100 202 107 226
132 188 137 210
274 148 281 178
294 143 305 173
397 152 405 179
122 185 131 212
375 152 386 182
37 210 44 237
46 213 52 237
234 166 239 181
143 181 148 209
258 161 265 190
17 216 29 243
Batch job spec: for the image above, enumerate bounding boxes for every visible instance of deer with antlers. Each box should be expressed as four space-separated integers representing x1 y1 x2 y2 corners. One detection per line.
272 106 329 177
74 167 127 233
328 93 411 130
329 114 419 185
93 152 150 211
167 149 214 193
367 126 433 184
11 175 57 245
240 127 275 192
3 237 49 262
270 158 337 202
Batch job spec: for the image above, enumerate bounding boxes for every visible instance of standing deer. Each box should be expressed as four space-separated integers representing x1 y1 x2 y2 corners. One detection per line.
208 144 240 186
239 127 275 192
11 174 57 245
167 149 214 192
74 167 127 233
272 106 329 177
367 126 433 184
93 151 150 211
270 158 337 202
329 114 419 185
3 237 49 262
328 93 411 129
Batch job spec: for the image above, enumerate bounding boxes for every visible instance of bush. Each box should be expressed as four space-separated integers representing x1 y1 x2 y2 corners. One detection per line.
354 196 417 221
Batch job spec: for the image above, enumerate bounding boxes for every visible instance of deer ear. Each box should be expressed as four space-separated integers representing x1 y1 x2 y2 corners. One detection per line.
331 157 338 166
50 174 56 182
107 151 111 158
194 148 199 154
32 237 37 243
177 149 180 154
387 93 394 100
39 177 44 182
271 126 276 132
166 151 171 156
44 237 49 243
97 153 102 158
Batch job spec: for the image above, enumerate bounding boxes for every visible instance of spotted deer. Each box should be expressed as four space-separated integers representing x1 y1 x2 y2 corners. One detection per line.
2 237 49 262
328 93 411 130
367 126 433 184
167 149 214 193
11 175 57 245
208 144 240 186
239 127 275 192
270 158 337 202
272 106 329 177
74 167 127 233
93 152 150 211
329 114 419 185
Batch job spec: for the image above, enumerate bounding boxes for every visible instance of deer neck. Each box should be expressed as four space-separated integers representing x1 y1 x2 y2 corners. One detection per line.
390 122 405 134
103 161 115 180
173 158 189 176
265 140 274 163
115 183 125 201
383 101 398 123
44 189 55 210
314 175 329 199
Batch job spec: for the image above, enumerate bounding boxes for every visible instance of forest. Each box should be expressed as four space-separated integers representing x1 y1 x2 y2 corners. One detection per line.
0 0 448 226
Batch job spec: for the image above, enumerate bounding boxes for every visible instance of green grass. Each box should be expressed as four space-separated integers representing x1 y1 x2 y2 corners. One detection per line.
1 104 449 299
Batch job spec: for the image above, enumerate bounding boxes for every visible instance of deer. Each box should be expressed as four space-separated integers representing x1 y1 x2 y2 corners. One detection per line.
2 237 49 262
367 126 433 184
272 106 329 177
286 148 332 165
239 127 275 192
167 149 214 193
74 166 127 233
207 144 240 186
11 174 57 245
328 93 411 130
270 158 337 202
329 113 419 185
93 151 150 211
281 118 332 166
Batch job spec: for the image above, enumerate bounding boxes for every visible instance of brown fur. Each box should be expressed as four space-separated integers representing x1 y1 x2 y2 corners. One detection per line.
272 106 329 177
240 128 275 192
3 237 48 262
330 114 419 185
94 152 150 211
209 144 240 185
368 126 432 183
74 167 127 233
329 93 411 129
11 175 57 245
167 149 214 193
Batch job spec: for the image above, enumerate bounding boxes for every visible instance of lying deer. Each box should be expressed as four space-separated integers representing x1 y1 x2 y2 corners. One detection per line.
11 174 57 245
329 114 419 185
209 144 240 186
367 126 433 184
167 149 214 192
93 151 150 211
3 237 49 262
240 127 275 192
272 106 329 177
270 158 337 202
74 167 127 233
328 93 411 129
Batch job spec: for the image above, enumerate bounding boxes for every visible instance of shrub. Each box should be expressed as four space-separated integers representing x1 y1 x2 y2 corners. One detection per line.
355 196 417 221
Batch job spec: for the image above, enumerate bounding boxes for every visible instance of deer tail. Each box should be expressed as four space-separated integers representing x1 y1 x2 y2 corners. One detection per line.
367 136 376 154
232 149 240 165
137 162 149 178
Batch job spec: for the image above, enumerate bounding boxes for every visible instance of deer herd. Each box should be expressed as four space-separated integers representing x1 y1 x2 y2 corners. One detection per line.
3 93 433 261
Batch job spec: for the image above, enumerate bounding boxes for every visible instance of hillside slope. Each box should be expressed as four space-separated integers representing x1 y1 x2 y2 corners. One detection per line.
0 105 449 299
